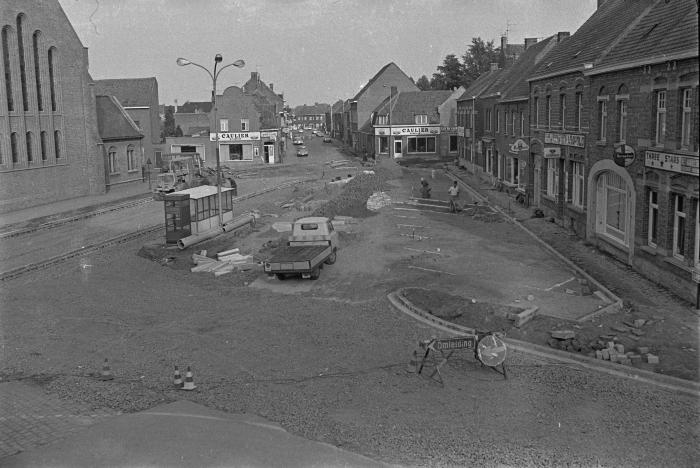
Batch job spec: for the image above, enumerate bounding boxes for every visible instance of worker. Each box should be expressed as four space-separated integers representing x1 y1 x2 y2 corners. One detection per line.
448 180 460 213
420 178 431 199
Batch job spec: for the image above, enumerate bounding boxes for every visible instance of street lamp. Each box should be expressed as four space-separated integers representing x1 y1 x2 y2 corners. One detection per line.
176 55 245 227
383 85 393 158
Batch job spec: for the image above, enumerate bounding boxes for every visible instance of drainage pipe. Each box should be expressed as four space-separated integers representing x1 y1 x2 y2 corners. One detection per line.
177 227 224 250
221 213 256 233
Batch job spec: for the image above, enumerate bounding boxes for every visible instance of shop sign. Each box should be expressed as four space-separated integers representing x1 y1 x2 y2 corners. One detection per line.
391 126 440 136
261 131 278 140
440 126 463 134
211 132 261 141
374 127 390 136
544 132 585 148
509 138 529 154
645 150 699 175
544 147 561 158
613 144 635 167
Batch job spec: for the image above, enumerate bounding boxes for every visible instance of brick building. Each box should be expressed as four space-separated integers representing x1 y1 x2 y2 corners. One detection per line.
0 0 104 213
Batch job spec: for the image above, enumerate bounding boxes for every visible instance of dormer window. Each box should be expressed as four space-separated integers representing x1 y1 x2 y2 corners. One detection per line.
376 115 388 125
415 114 428 125
241 119 249 131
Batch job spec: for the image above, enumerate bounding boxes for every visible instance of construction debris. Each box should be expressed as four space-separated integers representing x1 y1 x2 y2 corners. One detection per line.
190 249 257 276
367 191 392 211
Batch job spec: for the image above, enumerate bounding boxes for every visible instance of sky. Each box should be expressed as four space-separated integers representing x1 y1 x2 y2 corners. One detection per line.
57 0 598 108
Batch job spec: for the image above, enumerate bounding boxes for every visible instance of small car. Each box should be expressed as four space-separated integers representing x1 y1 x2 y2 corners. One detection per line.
296 146 309 157
293 138 303 145
322 136 332 143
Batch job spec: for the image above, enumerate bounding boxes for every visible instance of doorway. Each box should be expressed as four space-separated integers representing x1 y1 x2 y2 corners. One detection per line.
394 140 402 158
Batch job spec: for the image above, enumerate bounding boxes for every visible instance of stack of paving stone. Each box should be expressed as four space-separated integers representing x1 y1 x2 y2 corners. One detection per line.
592 342 659 365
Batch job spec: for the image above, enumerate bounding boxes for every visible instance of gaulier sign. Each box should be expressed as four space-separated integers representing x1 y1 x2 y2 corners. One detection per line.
613 144 635 167
391 126 440 136
211 132 261 141
509 138 529 154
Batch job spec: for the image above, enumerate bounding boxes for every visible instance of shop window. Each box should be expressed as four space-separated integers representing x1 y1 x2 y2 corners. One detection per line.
127 145 136 171
655 90 666 145
449 135 458 152
378 136 389 154
407 136 435 153
597 171 627 243
108 146 117 174
672 194 686 259
571 161 584 208
680 88 692 149
546 158 558 198
648 190 658 247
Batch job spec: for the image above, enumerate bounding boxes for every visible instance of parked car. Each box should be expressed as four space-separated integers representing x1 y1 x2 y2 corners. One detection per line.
322 136 332 143
296 146 309 157
293 138 304 145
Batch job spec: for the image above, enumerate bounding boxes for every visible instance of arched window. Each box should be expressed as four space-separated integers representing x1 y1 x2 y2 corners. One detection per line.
596 171 628 243
10 132 19 163
574 84 584 131
2 27 13 112
126 144 136 171
108 146 117 173
33 31 42 111
40 131 47 160
48 47 58 112
26 131 33 162
597 87 608 141
54 130 61 159
16 14 28 112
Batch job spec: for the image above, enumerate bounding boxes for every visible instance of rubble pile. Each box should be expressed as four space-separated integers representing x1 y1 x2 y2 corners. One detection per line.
547 328 660 366
311 169 390 218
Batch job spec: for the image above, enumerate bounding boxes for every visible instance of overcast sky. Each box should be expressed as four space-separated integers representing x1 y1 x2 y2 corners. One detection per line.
57 0 597 108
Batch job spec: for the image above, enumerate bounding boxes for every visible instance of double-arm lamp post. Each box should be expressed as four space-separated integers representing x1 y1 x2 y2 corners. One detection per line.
176 55 245 227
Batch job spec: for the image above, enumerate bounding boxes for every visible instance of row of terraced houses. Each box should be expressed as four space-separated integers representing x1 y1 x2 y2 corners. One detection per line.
324 0 697 304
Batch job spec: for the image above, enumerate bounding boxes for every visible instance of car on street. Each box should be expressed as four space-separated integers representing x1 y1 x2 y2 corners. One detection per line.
293 138 304 145
322 136 332 143
296 146 309 157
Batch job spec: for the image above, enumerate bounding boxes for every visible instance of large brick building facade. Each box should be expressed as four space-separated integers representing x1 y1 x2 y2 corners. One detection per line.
0 0 104 213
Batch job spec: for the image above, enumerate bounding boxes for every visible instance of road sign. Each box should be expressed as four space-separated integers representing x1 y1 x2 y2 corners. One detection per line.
433 336 476 351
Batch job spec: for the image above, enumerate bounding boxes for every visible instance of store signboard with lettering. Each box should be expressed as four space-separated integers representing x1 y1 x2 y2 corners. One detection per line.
645 151 699 175
261 131 278 140
374 127 390 136
544 132 585 148
544 147 561 158
391 126 440 136
211 132 261 142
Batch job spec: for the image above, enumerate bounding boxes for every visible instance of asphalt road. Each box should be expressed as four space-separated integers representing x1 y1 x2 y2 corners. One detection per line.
1 138 698 467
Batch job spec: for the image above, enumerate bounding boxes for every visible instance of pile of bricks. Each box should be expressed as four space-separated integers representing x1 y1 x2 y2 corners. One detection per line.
593 342 659 366
547 329 660 366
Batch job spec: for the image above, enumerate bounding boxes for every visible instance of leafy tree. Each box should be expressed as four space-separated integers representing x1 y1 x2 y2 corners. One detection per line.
174 125 183 137
462 37 500 84
431 54 465 90
415 75 431 91
162 106 176 140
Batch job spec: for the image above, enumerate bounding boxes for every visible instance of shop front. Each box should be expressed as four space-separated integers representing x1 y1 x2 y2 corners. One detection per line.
374 125 441 159
211 131 261 164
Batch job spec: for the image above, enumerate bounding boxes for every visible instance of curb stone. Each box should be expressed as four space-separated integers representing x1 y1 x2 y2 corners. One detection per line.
388 289 700 398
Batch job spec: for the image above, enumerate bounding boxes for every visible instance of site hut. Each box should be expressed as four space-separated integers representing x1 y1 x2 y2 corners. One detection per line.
163 185 236 244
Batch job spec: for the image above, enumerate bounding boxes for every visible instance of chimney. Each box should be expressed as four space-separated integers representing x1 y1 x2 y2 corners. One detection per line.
557 31 570 43
269 83 273 91
251 71 259 81
501 35 508 52
524 37 538 50
490 62 500 71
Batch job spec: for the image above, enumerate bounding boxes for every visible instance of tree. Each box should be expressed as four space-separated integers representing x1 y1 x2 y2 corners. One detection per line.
162 106 176 140
431 54 465 90
415 75 431 91
174 125 183 137
462 37 500 84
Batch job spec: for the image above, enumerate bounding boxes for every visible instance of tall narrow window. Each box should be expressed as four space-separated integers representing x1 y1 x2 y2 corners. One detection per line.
16 15 28 112
40 131 47 160
127 145 135 171
559 94 567 130
618 99 628 143
673 194 686 259
512 111 516 136
680 88 692 148
11 132 19 163
655 90 666 145
219 118 228 132
26 131 33 162
534 97 539 128
575 92 583 131
108 147 117 173
2 27 13 112
496 110 500 133
33 31 42 111
598 100 607 141
240 119 249 131
520 111 525 136
547 158 558 198
546 96 551 129
572 161 584 208
648 190 658 247
54 130 61 158
48 48 57 112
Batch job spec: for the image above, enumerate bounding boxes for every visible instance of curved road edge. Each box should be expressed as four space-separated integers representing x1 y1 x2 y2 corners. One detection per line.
387 289 700 398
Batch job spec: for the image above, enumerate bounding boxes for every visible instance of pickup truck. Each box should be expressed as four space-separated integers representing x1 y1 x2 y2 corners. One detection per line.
264 217 338 280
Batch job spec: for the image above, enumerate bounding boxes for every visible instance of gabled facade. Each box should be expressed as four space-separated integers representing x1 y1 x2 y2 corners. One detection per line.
371 90 452 160
0 0 104 213
349 62 419 154
294 103 329 131
93 77 160 170
95 95 144 190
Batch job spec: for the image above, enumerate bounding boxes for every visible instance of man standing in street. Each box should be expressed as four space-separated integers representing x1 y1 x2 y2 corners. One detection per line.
448 180 460 213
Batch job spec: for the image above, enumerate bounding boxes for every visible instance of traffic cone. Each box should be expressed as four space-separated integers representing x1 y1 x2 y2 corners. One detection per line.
99 358 114 381
173 365 183 388
406 350 419 373
181 366 196 390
